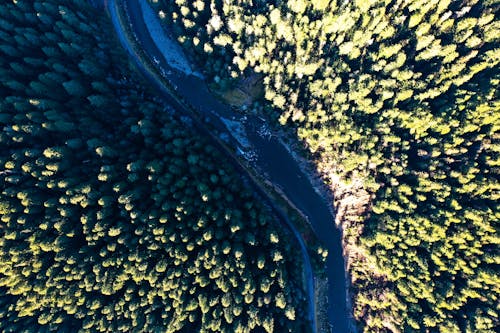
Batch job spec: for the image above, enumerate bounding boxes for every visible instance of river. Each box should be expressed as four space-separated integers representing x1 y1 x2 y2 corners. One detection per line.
109 0 351 331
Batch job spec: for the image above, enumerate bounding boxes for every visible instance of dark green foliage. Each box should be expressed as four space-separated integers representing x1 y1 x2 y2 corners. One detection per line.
148 0 499 331
0 1 303 332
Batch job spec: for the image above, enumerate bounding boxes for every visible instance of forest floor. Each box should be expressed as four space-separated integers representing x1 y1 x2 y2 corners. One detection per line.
217 72 265 107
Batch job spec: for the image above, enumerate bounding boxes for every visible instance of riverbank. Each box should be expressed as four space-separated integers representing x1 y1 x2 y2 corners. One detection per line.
274 126 361 333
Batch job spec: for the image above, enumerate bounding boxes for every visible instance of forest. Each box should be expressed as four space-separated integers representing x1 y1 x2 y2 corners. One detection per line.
0 1 306 332
147 0 499 332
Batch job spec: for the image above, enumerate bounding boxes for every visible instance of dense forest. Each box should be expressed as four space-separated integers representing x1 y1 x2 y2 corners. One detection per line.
148 0 499 332
0 1 305 332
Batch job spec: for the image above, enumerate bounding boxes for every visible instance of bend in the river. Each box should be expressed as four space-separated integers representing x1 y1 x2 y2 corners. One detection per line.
107 0 351 331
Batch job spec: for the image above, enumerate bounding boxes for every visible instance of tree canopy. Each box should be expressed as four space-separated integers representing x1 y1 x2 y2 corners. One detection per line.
0 1 305 332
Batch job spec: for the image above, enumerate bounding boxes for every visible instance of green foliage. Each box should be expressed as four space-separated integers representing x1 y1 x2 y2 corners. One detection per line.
0 1 304 332
149 0 500 331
